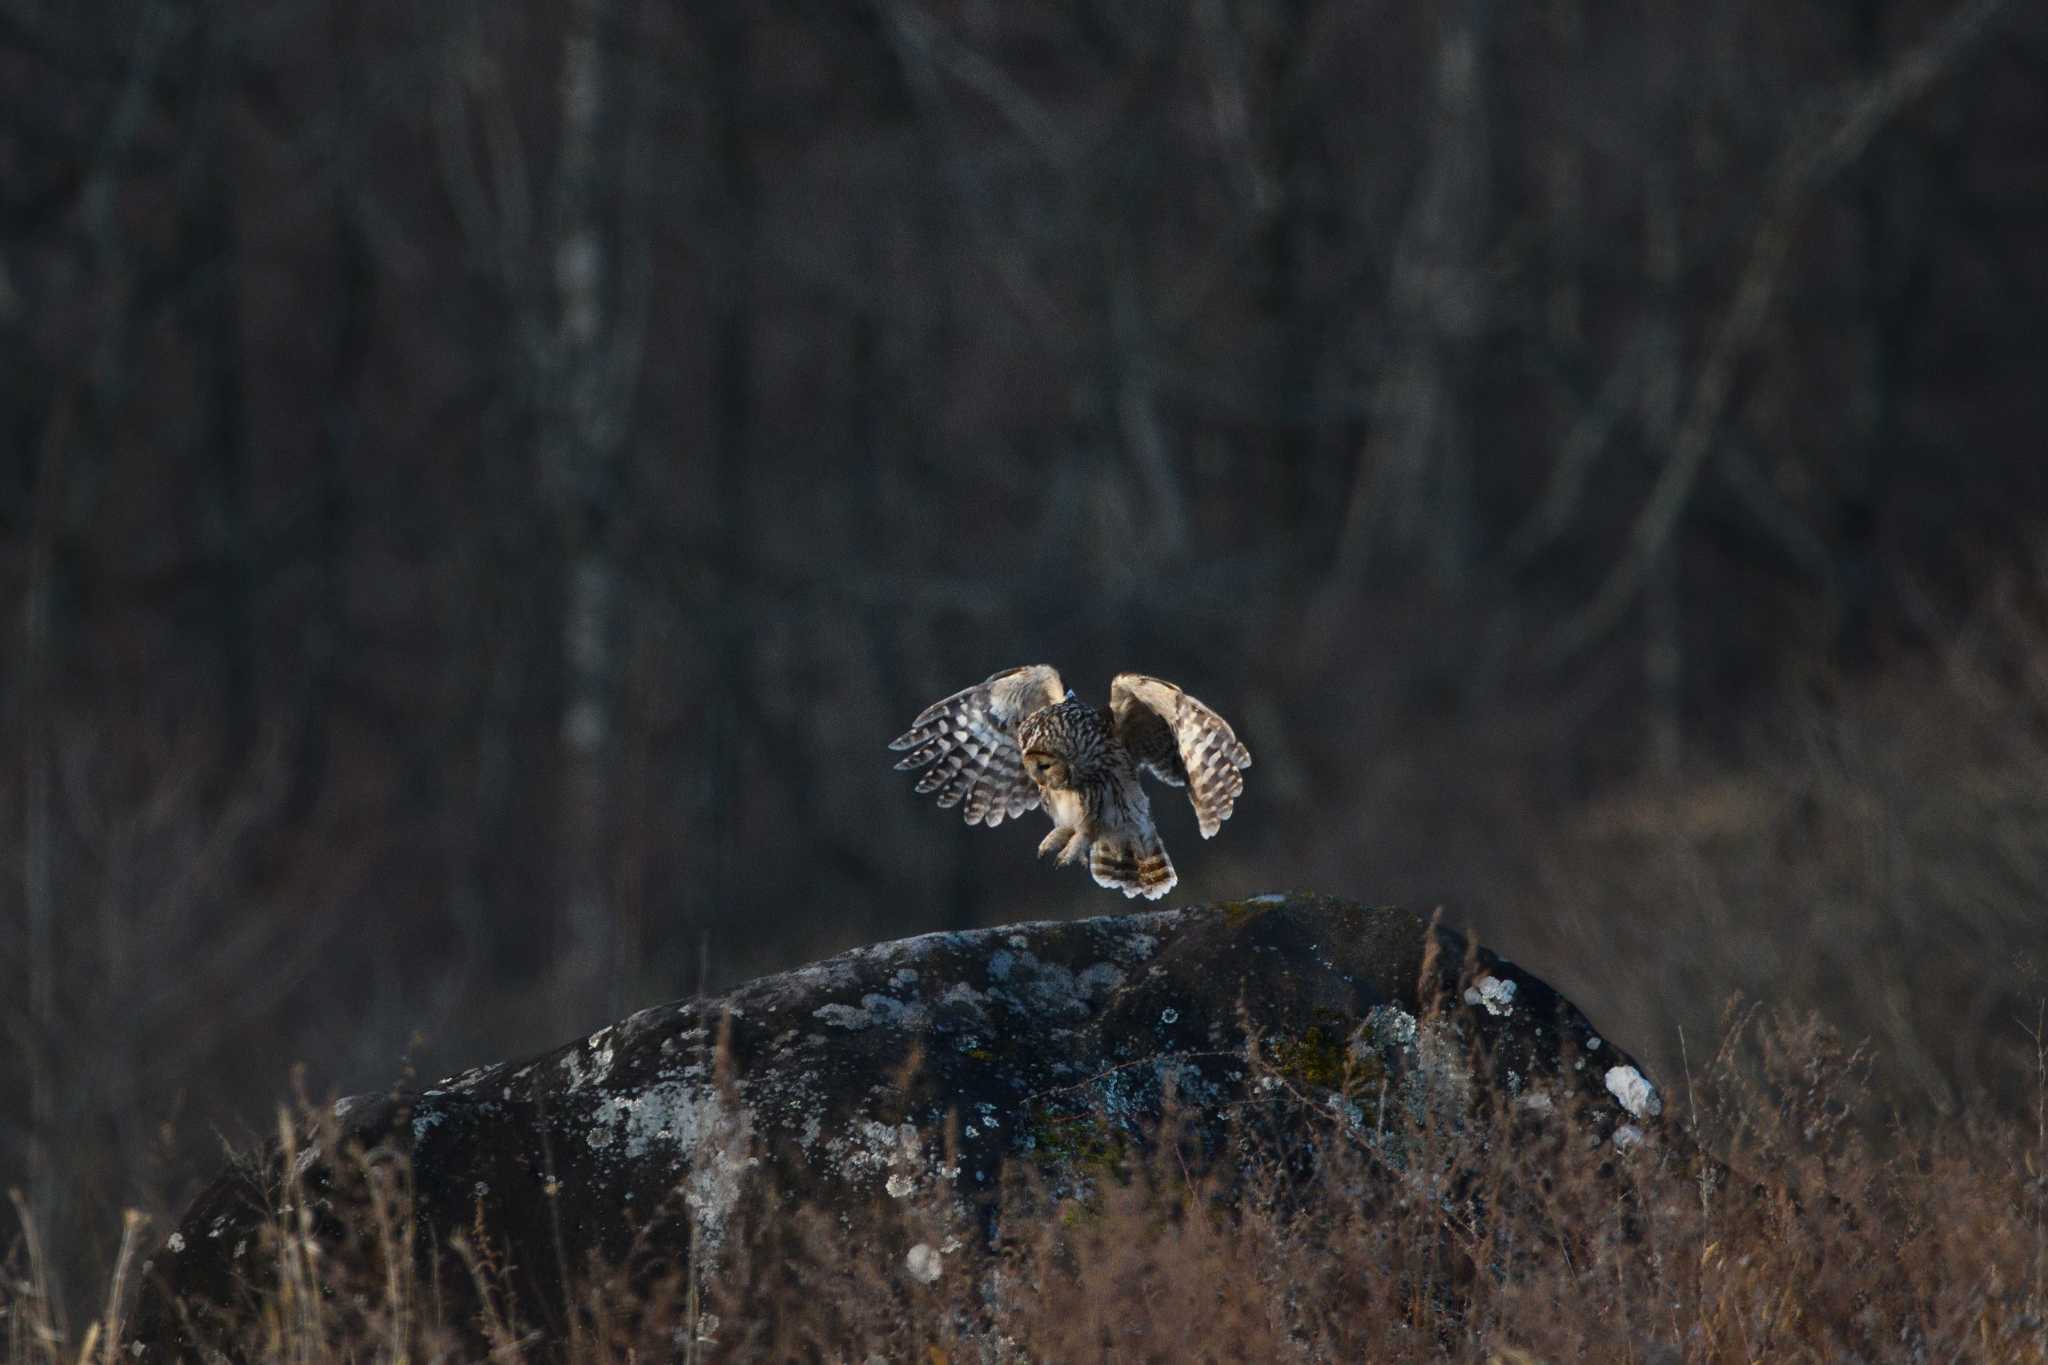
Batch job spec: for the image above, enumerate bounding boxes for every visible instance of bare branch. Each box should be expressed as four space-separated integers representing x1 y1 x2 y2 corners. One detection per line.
1499 342 1644 564
1543 0 2016 664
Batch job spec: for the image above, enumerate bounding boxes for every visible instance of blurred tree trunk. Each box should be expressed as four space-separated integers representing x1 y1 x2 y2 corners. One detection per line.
20 399 64 1320
1108 249 1184 563
193 80 255 793
1638 2 1685 780
545 0 629 1025
1250 0 1324 540
13 0 173 1300
857 11 948 926
1544 0 1584 353
1642 166 1683 780
1335 0 1491 586
285 0 368 827
849 239 915 924
1837 0 1918 662
702 0 755 937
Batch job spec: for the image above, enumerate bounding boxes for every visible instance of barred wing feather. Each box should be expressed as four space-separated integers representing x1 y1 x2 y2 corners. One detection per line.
1109 673 1252 838
888 664 1067 827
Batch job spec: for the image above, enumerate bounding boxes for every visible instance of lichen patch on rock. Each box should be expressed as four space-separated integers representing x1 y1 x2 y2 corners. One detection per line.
1604 1064 1662 1119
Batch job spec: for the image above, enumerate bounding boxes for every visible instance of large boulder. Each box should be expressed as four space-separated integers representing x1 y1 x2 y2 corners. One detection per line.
133 894 1673 1355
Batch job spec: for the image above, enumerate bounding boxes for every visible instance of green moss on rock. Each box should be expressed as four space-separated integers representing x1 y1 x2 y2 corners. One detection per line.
1267 1011 1395 1095
1027 1104 1128 1180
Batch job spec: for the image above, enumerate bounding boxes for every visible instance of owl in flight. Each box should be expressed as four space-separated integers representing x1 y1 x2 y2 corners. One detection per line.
889 666 1252 900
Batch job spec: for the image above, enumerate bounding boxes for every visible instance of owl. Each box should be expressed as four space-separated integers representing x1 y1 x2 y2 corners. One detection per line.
889 665 1252 900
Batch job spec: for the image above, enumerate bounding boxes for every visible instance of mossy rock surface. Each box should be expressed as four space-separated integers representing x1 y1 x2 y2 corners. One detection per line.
134 893 1665 1355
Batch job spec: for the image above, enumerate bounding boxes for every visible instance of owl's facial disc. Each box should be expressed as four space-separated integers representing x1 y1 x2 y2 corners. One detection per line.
1022 749 1069 788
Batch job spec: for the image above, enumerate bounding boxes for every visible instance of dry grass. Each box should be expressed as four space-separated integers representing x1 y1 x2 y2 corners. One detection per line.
7 1006 2046 1364
1486 574 2048 1141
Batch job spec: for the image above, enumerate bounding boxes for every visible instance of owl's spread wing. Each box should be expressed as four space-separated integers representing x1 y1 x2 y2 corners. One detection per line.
1109 673 1252 839
889 665 1067 827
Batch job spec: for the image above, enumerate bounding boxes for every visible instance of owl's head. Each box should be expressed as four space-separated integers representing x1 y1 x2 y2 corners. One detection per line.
1021 748 1073 790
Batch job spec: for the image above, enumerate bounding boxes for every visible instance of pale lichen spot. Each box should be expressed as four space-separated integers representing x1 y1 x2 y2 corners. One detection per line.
1076 962 1125 995
829 1119 909 1179
619 1081 724 1159
1463 975 1517 1016
885 1173 915 1199
444 1064 494 1092
905 1242 944 1284
682 1143 759 1258
813 1003 873 1031
557 1050 595 1090
815 994 928 1031
167 1232 186 1254
1604 1064 1662 1118
940 981 987 1012
1365 1004 1419 1047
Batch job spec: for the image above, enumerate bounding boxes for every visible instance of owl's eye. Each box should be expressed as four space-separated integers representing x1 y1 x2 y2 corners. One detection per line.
1023 750 1063 784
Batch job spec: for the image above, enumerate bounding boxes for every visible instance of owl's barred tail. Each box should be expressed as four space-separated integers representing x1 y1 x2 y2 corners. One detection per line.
1089 828 1176 901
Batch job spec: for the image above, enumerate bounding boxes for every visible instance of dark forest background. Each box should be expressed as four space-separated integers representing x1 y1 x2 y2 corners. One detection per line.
5 0 2047 1312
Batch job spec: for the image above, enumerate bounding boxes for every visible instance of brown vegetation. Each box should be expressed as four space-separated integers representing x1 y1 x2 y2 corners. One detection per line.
10 1008 2047 1362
